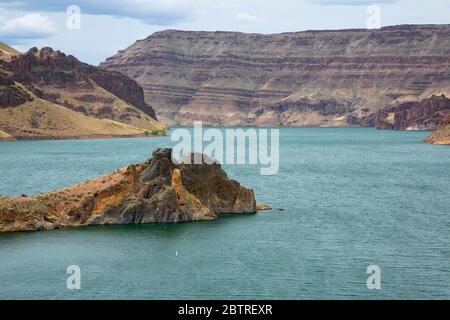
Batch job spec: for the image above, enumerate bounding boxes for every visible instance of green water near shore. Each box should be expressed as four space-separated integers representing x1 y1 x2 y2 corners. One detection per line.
0 127 449 299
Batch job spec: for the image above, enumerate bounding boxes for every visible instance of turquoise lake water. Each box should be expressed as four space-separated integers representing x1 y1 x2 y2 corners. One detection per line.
0 127 449 299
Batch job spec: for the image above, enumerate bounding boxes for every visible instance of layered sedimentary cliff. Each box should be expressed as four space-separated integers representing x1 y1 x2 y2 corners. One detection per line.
0 148 256 232
0 46 164 139
101 25 450 126
359 95 450 130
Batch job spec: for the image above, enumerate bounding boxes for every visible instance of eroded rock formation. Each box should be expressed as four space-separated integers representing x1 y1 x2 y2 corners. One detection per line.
0 76 32 108
359 95 450 130
0 148 257 232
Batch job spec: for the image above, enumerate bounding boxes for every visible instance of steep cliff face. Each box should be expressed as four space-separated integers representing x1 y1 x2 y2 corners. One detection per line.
0 48 32 108
0 75 32 108
9 47 159 121
424 113 450 145
360 95 450 130
101 25 450 126
0 47 164 139
0 148 257 232
89 68 157 119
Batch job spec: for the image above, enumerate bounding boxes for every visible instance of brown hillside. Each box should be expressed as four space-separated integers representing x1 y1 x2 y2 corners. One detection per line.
0 46 165 139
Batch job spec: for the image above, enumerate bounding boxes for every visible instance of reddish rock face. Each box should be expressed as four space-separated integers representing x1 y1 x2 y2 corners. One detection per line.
8 47 157 119
360 95 450 130
100 25 450 126
0 78 32 108
0 61 32 108
0 148 257 232
0 47 165 139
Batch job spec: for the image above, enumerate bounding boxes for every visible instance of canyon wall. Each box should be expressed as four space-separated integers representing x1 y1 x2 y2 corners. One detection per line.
101 25 450 126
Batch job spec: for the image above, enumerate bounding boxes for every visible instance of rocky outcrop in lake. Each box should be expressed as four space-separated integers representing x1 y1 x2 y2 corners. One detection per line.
101 25 450 126
0 148 257 232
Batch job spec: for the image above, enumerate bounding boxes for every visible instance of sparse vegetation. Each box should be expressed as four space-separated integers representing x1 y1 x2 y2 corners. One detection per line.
144 129 167 136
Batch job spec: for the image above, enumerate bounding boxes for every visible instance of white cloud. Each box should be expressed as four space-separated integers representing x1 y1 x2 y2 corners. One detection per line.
234 13 267 23
0 13 55 44
0 0 194 25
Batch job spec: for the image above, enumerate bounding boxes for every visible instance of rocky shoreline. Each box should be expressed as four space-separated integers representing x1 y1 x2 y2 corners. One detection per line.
0 148 258 233
423 113 450 144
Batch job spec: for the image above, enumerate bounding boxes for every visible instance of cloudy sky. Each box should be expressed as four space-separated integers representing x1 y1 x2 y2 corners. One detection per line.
0 0 449 65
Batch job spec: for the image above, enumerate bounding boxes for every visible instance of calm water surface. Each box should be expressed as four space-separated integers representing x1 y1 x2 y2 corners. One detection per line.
0 128 449 299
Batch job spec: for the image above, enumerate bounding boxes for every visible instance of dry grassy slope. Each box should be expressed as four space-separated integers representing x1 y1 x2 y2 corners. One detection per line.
0 42 19 54
0 41 19 61
42 82 164 131
8 47 163 131
0 45 165 139
0 84 151 139
0 128 12 138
